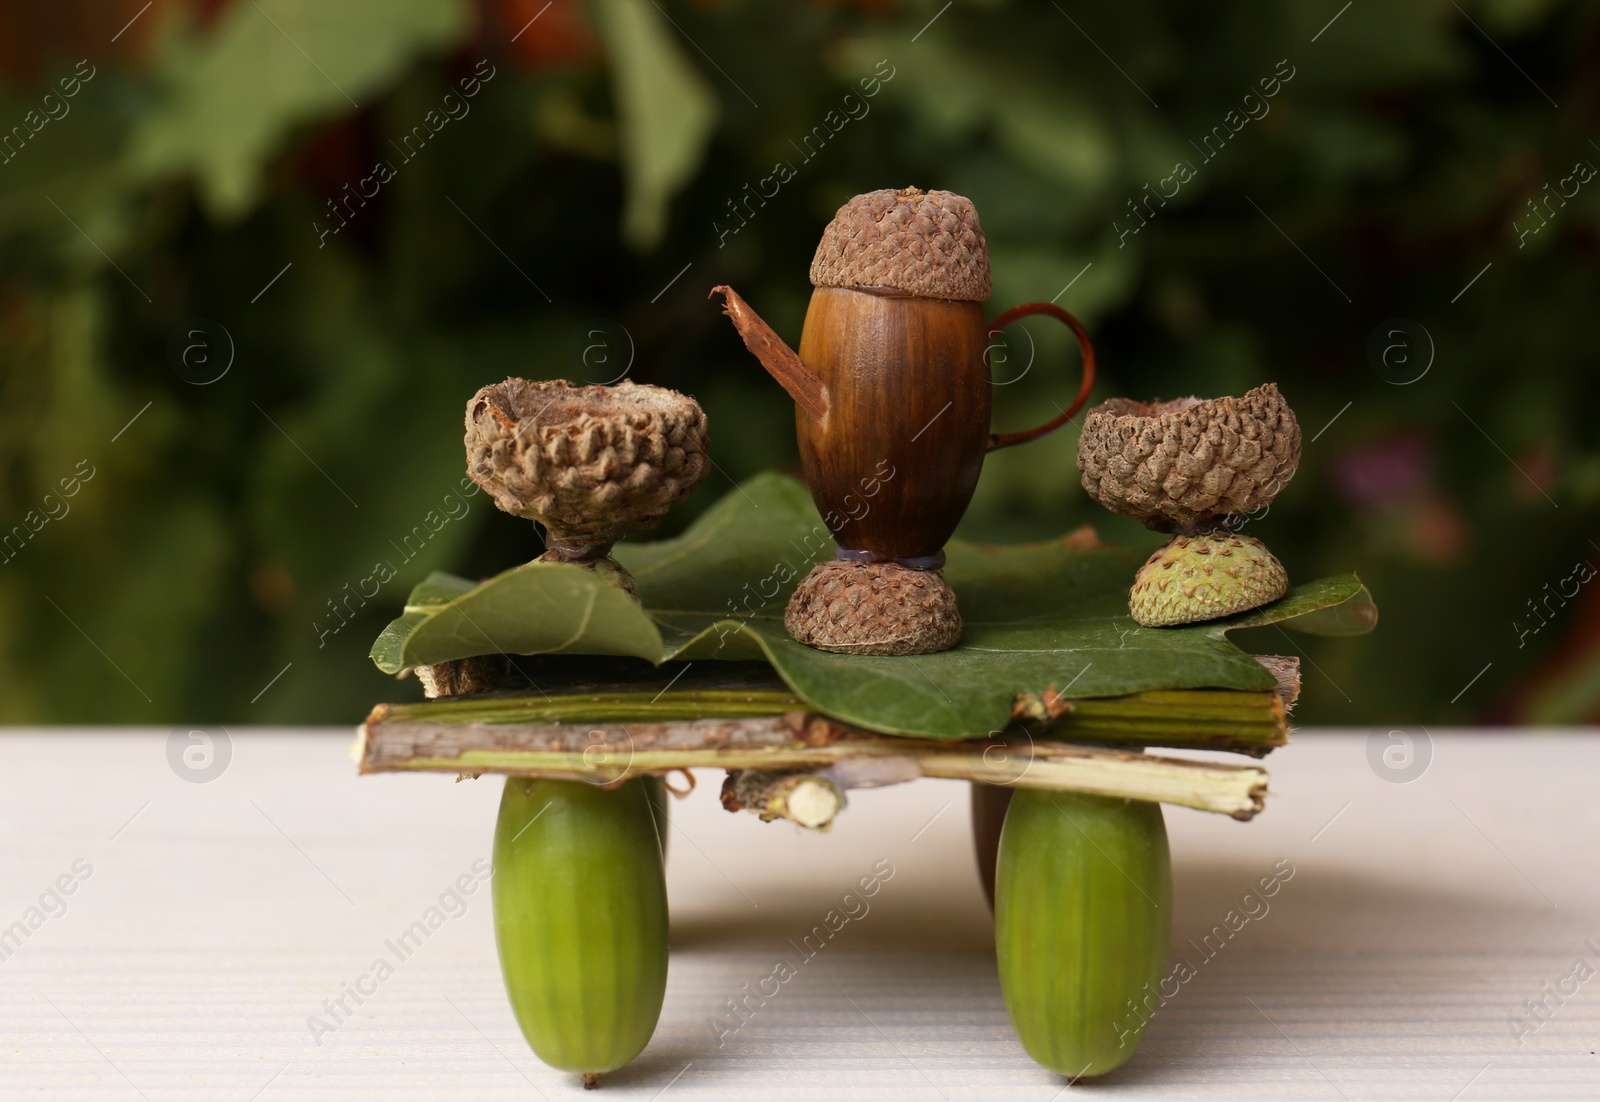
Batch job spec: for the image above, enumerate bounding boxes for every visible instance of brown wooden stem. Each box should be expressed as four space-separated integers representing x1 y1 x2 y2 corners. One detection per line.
710 285 829 421
356 709 1271 819
394 655 1297 757
984 301 1098 451
720 769 844 829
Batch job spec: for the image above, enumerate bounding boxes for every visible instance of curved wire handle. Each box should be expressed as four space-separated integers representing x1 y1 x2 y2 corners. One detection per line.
985 302 1097 451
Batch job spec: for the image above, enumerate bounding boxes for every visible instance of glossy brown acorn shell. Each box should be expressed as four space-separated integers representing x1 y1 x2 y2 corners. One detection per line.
796 286 990 560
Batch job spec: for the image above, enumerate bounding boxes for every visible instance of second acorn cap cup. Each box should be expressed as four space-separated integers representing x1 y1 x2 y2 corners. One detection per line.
1077 383 1302 533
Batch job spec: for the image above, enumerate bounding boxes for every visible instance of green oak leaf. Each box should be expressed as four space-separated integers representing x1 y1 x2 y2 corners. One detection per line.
594 0 718 250
127 0 467 216
371 472 1376 738
368 562 663 676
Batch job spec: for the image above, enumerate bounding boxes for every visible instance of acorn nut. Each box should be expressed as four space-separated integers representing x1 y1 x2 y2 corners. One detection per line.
996 789 1172 1077
715 186 1098 655
493 776 669 1089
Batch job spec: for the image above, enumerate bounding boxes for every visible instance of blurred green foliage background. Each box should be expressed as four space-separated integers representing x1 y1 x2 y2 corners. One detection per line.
0 0 1596 727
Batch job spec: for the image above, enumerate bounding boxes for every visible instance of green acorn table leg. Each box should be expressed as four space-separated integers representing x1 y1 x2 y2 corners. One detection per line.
493 776 669 1089
969 781 1014 910
642 773 669 862
995 788 1172 1078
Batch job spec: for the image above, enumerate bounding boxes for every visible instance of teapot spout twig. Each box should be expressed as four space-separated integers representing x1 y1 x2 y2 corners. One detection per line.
710 285 829 421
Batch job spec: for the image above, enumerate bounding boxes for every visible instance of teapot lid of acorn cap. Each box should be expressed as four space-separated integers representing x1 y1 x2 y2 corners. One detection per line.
809 187 993 302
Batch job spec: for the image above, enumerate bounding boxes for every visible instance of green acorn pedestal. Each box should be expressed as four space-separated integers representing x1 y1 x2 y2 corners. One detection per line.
997 790 1171 1076
494 777 668 1089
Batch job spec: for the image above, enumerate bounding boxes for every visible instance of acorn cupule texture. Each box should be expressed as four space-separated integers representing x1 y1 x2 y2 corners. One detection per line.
785 560 962 655
465 378 709 558
809 187 992 302
1077 383 1300 533
1128 532 1288 627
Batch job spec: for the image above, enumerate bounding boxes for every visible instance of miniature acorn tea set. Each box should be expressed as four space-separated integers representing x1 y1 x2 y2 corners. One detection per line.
358 188 1373 1087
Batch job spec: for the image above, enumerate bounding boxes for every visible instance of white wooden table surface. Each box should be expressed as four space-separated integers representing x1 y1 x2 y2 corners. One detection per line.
1 728 1596 1101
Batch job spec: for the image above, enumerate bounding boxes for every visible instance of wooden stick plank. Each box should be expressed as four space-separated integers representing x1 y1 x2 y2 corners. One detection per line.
377 680 1292 758
356 711 1269 820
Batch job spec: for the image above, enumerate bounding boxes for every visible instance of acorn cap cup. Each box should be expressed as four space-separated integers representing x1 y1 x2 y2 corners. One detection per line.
1076 383 1301 533
465 379 709 559
809 187 992 302
1128 532 1289 627
785 560 963 656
